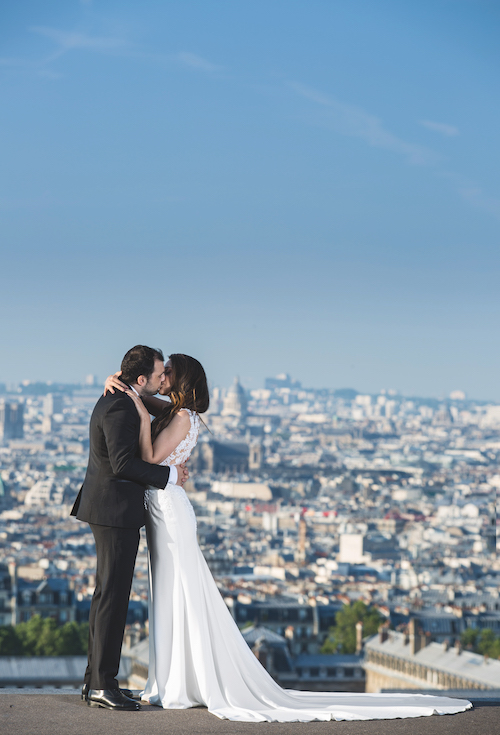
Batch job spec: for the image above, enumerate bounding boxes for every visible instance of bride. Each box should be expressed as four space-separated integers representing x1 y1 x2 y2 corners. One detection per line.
105 355 471 723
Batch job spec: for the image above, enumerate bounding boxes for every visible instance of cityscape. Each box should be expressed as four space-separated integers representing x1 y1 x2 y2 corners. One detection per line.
1 2 499 730
0 372 499 693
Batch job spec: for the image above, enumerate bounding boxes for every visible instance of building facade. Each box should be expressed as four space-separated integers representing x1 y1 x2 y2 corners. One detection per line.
364 623 500 692
0 400 24 442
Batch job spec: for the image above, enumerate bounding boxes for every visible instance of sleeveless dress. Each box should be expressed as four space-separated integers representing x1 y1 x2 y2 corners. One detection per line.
141 408 471 722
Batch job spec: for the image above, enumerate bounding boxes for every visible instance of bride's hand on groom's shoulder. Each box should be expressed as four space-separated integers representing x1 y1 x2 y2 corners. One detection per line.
104 371 128 395
124 389 150 420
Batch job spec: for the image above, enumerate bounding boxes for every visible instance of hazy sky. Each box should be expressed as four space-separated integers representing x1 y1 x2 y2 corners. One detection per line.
1 1 499 399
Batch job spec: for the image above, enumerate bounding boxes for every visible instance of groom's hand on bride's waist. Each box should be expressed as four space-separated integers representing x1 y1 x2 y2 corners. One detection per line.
175 463 189 486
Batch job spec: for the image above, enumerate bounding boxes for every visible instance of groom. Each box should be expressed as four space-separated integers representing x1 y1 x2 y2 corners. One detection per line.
71 345 187 711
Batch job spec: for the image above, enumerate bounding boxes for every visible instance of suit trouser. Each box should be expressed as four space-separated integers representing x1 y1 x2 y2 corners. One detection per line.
85 523 140 690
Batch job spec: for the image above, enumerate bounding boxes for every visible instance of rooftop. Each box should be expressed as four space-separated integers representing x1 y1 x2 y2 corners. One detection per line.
365 631 500 689
1 690 499 735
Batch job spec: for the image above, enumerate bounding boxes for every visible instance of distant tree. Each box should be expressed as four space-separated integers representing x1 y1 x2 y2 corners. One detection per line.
461 627 500 658
35 617 59 656
15 615 45 655
7 616 88 656
477 629 500 659
78 622 89 653
461 628 478 650
0 625 24 655
321 601 383 654
55 621 88 655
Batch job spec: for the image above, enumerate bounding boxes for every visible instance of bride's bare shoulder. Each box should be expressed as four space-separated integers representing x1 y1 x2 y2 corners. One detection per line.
171 410 191 426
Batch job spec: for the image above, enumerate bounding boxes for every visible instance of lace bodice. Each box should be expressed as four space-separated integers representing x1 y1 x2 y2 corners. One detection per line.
159 408 200 467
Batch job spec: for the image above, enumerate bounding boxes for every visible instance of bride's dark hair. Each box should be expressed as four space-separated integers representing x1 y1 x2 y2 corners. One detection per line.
151 354 209 442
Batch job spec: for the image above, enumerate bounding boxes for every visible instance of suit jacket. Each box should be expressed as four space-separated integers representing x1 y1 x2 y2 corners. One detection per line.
71 390 170 528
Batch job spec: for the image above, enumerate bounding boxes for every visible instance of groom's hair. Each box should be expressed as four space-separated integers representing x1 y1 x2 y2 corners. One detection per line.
120 345 164 385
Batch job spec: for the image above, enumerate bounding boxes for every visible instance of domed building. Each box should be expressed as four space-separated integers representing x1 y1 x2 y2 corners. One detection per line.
222 376 248 421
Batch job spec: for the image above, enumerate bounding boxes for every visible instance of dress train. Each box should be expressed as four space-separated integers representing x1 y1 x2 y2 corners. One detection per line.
141 484 471 723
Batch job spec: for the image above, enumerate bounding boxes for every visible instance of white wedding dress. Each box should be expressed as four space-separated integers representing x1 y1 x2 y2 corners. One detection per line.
141 409 471 722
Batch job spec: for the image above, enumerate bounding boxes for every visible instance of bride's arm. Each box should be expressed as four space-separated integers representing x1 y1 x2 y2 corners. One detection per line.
125 391 191 465
149 412 191 465
127 392 156 463
103 371 128 395
103 374 169 418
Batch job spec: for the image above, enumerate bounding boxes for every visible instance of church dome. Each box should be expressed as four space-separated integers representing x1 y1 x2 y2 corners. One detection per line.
222 377 248 418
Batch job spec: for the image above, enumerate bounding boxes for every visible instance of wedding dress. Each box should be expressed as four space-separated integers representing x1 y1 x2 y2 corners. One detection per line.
141 408 471 722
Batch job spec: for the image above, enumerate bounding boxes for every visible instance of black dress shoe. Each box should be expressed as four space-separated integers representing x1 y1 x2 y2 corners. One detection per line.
87 688 141 710
81 683 136 701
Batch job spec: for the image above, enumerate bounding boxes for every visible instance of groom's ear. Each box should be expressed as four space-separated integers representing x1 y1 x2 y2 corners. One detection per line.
137 375 147 387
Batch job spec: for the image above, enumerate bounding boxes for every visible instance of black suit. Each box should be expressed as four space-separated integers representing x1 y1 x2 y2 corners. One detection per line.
71 390 170 689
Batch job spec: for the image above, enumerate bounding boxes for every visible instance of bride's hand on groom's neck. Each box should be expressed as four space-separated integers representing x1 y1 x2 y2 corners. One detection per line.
104 371 128 396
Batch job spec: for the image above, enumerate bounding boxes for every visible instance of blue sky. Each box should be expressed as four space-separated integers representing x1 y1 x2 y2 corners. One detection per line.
1 1 499 399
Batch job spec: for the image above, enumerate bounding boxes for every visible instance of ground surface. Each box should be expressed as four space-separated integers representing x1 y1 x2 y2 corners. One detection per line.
1 692 499 735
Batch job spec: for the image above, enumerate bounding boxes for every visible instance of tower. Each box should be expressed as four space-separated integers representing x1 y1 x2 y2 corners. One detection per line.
43 393 63 417
42 393 63 434
248 442 262 470
297 516 307 564
0 400 24 442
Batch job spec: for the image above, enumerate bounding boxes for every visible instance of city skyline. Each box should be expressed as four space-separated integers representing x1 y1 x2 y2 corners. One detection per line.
0 370 494 405
1 2 499 399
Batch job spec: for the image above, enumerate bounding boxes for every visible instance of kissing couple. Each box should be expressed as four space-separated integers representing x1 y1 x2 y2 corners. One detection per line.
72 344 471 722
